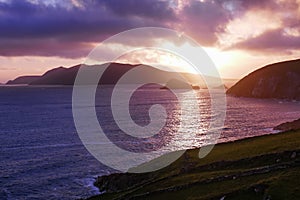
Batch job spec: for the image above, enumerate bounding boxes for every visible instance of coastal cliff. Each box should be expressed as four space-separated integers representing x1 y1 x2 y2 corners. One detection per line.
227 59 300 100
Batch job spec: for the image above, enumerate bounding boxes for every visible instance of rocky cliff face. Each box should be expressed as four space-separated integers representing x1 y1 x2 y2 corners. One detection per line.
227 59 300 100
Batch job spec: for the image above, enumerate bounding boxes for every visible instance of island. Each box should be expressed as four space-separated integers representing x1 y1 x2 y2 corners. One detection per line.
6 62 236 88
6 63 199 86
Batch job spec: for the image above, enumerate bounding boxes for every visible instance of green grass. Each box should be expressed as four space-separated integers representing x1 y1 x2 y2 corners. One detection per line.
88 130 300 200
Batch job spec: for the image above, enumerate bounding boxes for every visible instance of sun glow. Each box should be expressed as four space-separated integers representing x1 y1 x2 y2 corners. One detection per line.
114 41 247 77
218 9 282 48
159 42 241 74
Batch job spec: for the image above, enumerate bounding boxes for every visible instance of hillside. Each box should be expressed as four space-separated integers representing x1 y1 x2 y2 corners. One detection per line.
5 63 209 87
7 63 136 85
88 129 300 200
227 59 300 100
6 75 40 85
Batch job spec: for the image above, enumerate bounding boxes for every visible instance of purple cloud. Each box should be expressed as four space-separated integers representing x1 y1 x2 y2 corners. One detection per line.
100 0 177 21
180 0 231 46
1 0 298 58
230 28 300 53
0 0 173 58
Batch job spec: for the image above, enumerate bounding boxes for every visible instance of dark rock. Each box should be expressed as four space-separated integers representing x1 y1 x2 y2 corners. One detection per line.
274 118 300 131
160 78 191 90
251 184 268 194
94 172 155 193
291 152 297 159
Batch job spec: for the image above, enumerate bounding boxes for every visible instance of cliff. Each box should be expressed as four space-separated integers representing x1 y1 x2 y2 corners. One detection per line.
227 59 300 100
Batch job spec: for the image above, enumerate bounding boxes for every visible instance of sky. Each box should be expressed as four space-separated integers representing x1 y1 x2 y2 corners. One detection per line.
0 0 300 83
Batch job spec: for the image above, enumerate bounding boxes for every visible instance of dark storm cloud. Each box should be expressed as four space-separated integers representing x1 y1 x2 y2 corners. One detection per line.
1 0 297 58
180 0 231 46
100 0 177 21
0 0 164 40
0 0 174 58
176 0 275 46
0 37 93 58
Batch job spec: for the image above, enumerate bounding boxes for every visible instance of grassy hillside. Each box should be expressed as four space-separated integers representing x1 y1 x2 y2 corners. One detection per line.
88 130 300 200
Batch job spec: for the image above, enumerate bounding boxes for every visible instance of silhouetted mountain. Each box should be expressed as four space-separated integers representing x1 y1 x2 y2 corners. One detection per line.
7 62 236 87
7 76 40 85
6 63 206 86
7 63 141 85
30 65 81 85
227 59 300 100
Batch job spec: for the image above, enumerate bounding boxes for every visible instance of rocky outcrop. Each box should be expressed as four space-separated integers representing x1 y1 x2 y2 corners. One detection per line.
94 173 156 193
274 118 300 131
227 59 300 100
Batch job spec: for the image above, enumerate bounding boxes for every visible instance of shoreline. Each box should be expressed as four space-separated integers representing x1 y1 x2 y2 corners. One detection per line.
87 126 300 200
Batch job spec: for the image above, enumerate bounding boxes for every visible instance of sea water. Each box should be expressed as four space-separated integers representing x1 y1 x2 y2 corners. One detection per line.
0 86 299 200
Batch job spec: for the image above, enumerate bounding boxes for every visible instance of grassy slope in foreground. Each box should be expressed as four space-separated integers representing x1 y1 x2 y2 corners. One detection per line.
89 130 300 200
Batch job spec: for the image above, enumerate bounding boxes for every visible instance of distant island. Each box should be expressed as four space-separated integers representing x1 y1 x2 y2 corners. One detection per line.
6 62 235 88
7 63 136 85
227 59 300 100
6 76 40 85
6 63 202 86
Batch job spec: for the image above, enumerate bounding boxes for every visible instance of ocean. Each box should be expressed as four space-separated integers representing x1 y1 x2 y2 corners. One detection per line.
1 86 299 200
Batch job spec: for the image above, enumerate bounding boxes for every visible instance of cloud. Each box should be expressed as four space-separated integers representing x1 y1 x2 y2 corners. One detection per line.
178 0 231 46
229 28 300 54
100 0 177 21
0 0 243 58
1 0 299 58
0 67 16 70
0 0 174 58
0 38 94 58
223 0 300 54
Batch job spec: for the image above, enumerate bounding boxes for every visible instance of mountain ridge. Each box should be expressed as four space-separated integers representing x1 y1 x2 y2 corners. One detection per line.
6 63 223 87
